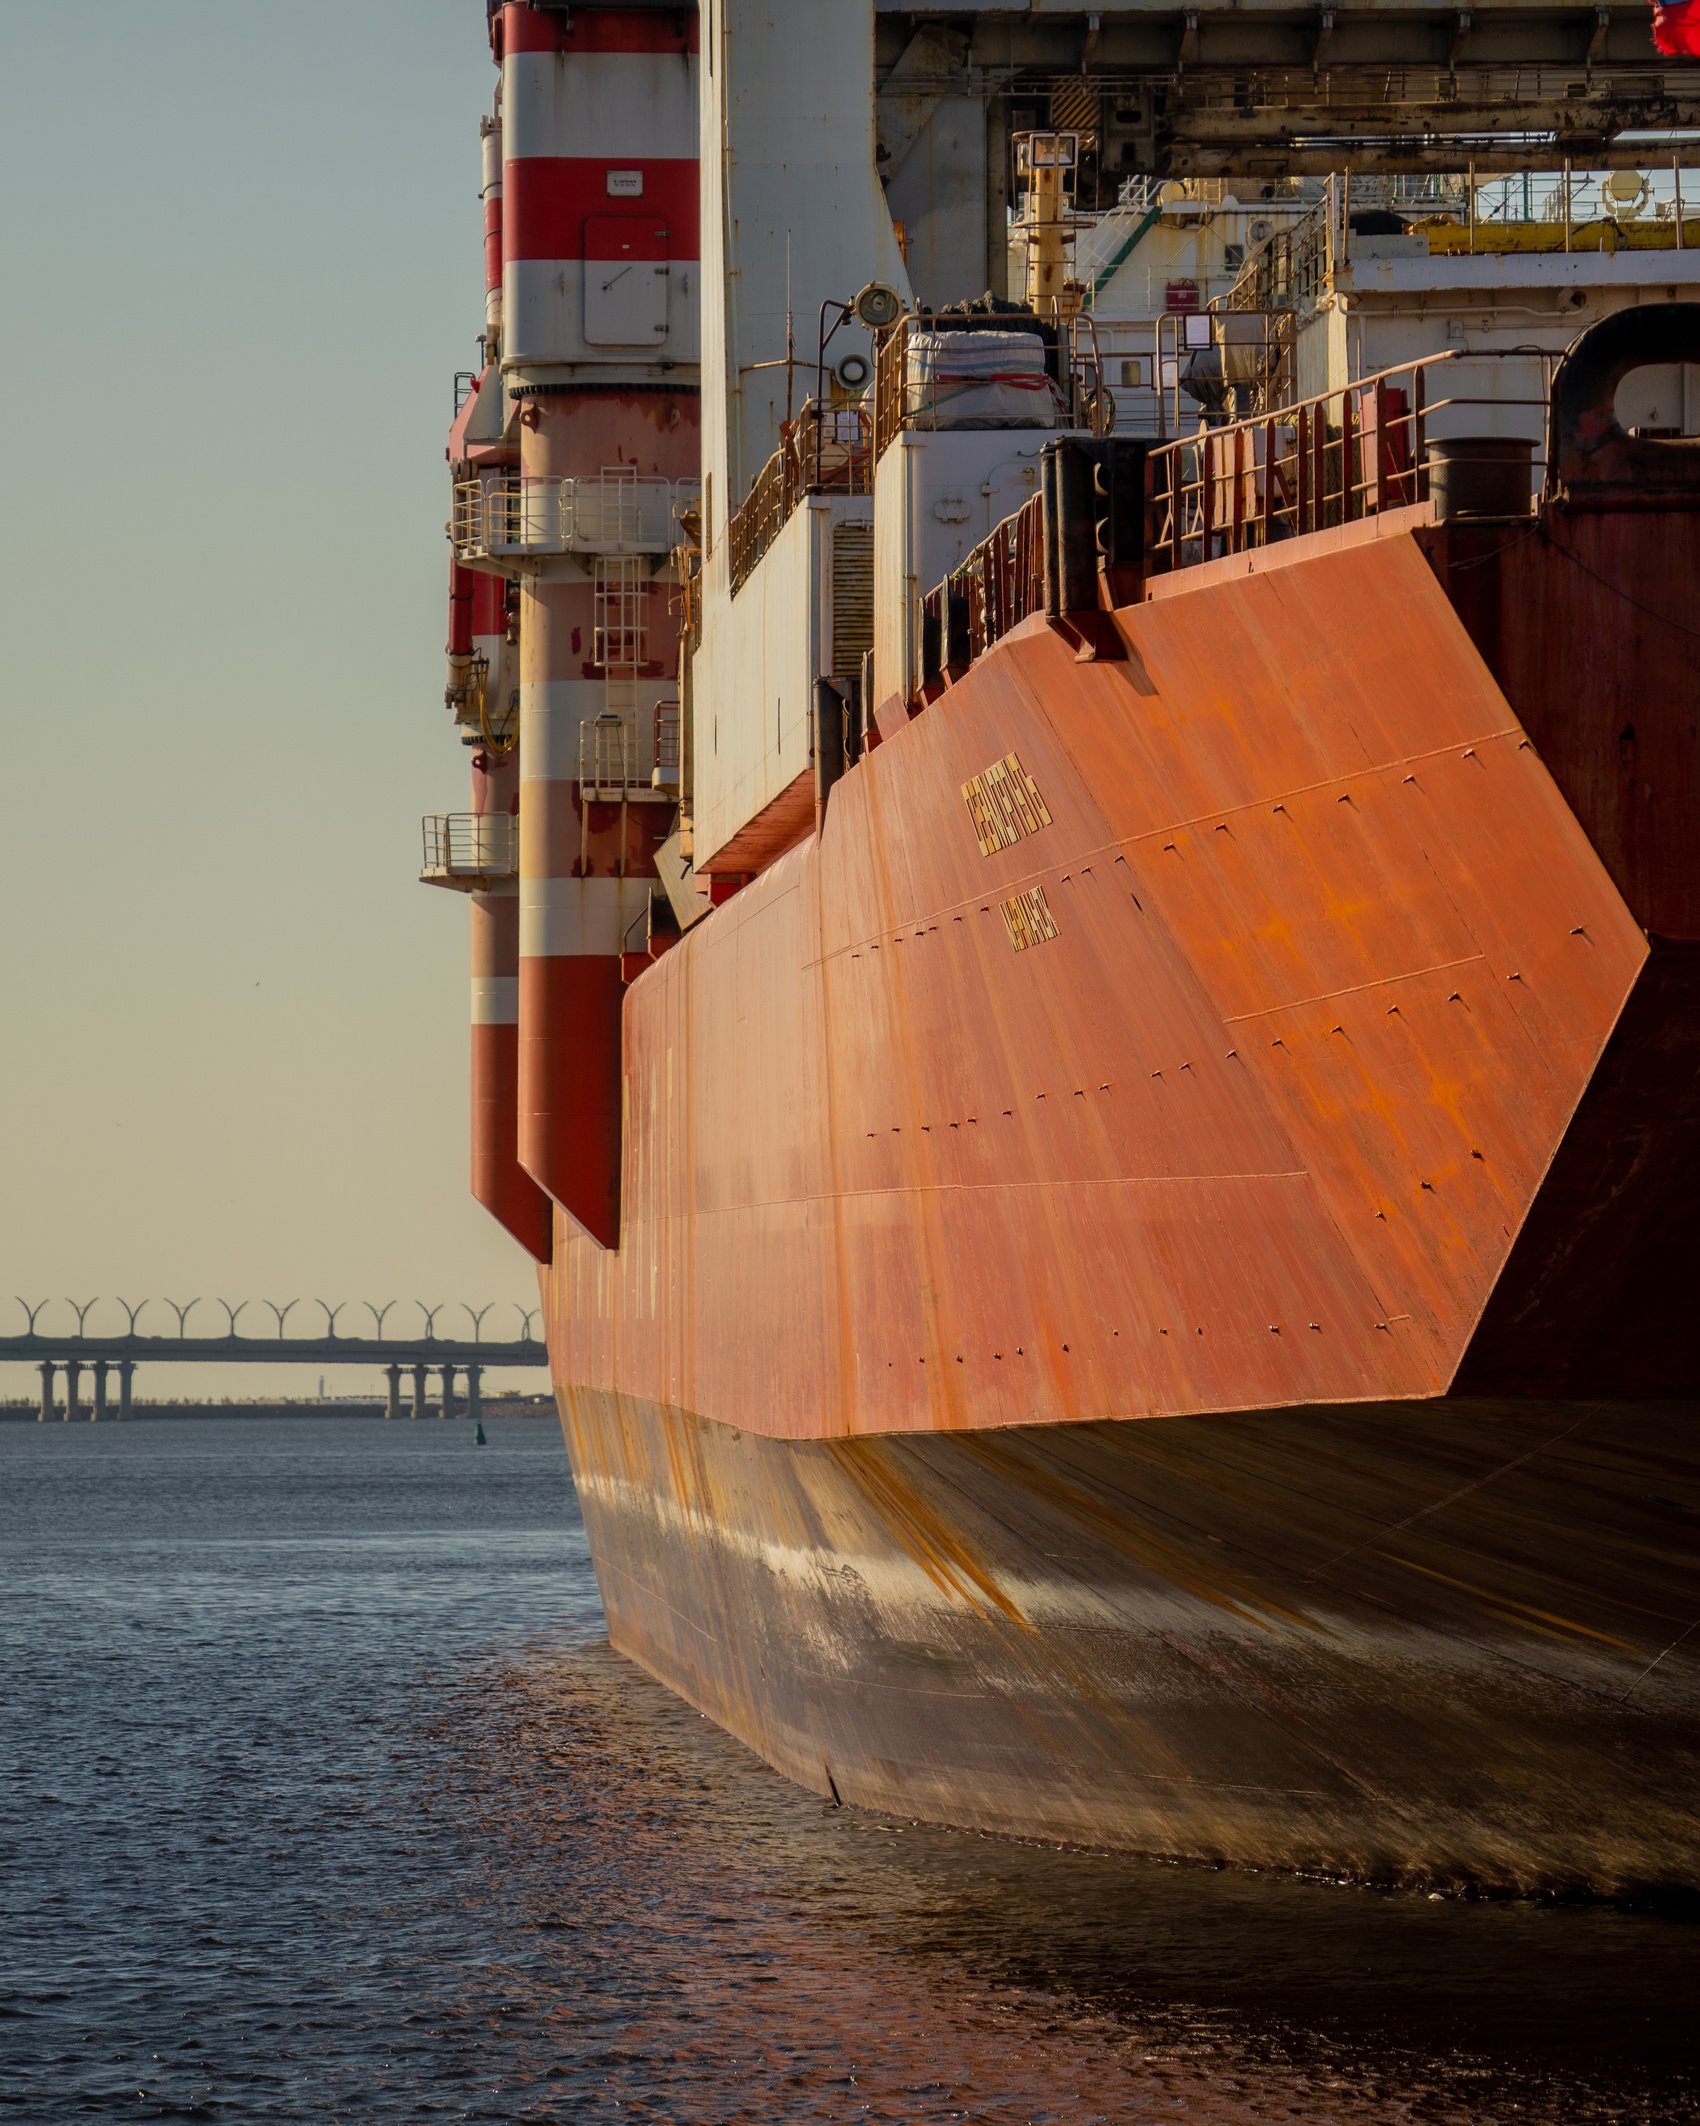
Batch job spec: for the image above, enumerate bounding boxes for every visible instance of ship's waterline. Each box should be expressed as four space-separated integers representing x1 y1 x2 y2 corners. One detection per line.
556 1384 1700 1897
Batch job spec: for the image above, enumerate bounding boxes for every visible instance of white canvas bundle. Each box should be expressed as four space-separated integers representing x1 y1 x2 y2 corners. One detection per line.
904 329 1063 428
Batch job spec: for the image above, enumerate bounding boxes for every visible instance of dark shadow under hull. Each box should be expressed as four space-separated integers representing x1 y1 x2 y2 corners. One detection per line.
557 1388 1699 1898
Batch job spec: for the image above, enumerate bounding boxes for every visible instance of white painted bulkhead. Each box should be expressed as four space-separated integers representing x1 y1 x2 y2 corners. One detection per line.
1296 249 1700 445
697 0 909 531
693 496 871 867
506 261 702 376
503 47 698 166
690 0 909 867
873 426 1052 709
501 46 700 374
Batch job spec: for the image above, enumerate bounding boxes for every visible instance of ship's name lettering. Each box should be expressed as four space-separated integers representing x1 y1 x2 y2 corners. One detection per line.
962 751 1052 857
1001 885 1059 954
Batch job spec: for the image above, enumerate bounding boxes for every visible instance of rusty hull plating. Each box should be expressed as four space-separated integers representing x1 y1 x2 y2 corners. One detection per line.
533 309 1700 1890
547 528 1650 1433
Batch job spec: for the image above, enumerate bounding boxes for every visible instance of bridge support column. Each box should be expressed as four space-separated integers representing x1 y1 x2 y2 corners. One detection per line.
118 1360 134 1420
385 1364 401 1421
92 1361 109 1421
63 1361 80 1422
466 1365 483 1424
441 1365 456 1420
38 1360 54 1421
411 1364 427 1421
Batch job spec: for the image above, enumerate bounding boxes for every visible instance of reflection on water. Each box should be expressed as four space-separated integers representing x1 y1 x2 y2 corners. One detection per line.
2 1417 1695 2123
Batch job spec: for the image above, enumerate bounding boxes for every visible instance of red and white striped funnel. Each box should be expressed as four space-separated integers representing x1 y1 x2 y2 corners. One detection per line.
497 1 700 1246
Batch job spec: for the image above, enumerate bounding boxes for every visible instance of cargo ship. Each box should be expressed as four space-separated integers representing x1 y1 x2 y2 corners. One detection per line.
424 1 1700 1895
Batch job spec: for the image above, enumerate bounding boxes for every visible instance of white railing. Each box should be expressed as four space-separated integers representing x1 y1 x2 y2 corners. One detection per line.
593 556 649 669
575 694 681 800
1076 176 1165 294
419 812 516 883
579 712 653 797
452 471 700 563
653 701 681 790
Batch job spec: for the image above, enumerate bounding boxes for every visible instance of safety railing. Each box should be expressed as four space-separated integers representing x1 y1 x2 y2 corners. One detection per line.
1176 65 1633 121
1083 317 1225 445
419 812 516 886
872 319 906 461
1074 174 1165 296
579 711 657 799
653 700 681 790
452 472 698 564
1147 350 1554 573
727 399 872 595
1223 187 1340 316
919 490 1048 676
452 474 519 556
1152 307 1293 439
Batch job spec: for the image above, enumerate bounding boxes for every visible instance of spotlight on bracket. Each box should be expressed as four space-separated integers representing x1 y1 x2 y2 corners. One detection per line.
851 282 904 330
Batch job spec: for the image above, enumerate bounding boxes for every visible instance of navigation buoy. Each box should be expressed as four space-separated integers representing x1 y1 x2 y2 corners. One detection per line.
473 1421 487 1446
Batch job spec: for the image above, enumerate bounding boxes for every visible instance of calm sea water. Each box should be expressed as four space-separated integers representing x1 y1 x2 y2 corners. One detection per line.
2 1416 1695 2125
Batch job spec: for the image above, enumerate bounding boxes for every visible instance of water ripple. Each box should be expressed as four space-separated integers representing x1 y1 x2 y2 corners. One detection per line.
2 1416 1694 2123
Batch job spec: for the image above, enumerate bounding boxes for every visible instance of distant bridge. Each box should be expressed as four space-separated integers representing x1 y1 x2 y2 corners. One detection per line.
3 1298 549 1421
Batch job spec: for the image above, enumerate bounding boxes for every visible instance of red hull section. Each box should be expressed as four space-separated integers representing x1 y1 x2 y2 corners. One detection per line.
1419 498 1700 1394
520 954 623 1250
1423 509 1700 942
543 529 1647 1438
468 750 550 1263
471 1018 551 1261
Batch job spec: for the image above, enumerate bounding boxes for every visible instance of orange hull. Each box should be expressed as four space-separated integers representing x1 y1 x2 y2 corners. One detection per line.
543 526 1652 1435
533 499 1700 1889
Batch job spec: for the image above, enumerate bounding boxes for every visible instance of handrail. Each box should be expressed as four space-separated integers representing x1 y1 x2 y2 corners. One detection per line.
653 700 681 789
1152 306 1293 439
920 490 1048 679
1080 190 1165 303
727 399 872 595
420 812 516 880
1147 349 1554 574
575 691 680 798
452 472 698 563
1223 186 1339 316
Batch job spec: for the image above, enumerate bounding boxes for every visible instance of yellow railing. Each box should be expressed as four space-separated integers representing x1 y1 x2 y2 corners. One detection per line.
727 401 873 595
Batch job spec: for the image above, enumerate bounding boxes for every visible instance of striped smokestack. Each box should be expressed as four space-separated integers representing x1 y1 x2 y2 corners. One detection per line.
480 106 503 345
499 1 699 1247
449 72 539 1260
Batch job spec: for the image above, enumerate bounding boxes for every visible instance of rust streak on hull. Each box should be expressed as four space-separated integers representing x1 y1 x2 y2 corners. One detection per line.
558 1385 1700 1897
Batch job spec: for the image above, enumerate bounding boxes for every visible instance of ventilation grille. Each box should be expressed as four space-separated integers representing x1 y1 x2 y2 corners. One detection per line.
831 522 874 680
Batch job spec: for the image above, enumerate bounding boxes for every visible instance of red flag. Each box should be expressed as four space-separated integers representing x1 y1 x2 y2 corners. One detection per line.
1652 0 1700 54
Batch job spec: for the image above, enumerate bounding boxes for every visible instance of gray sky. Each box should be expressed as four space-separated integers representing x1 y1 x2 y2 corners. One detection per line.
1 1 548 1397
